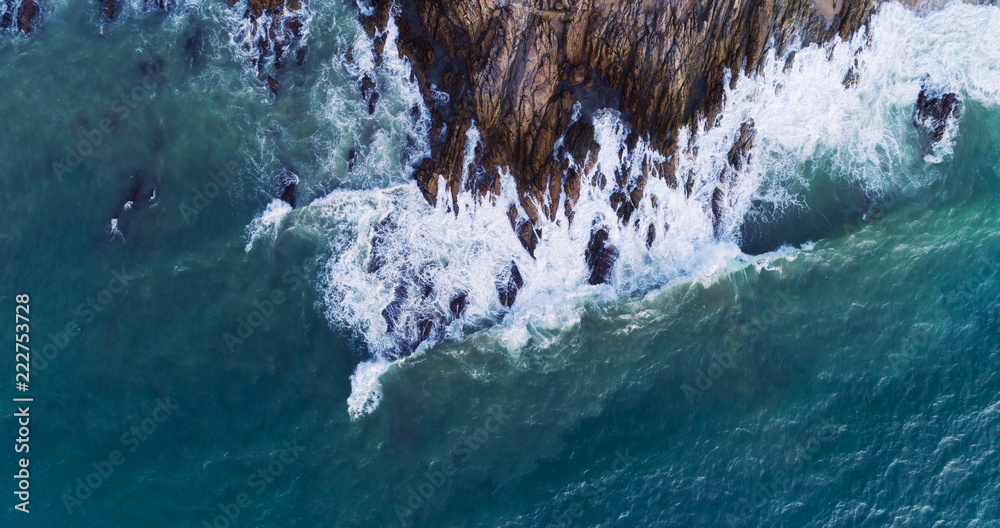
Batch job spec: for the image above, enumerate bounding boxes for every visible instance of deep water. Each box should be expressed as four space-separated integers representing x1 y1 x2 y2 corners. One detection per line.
2 1 999 527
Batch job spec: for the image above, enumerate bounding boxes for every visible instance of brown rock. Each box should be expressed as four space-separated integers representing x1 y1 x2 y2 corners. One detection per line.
361 0 878 223
266 75 279 94
359 74 379 115
17 0 38 34
103 0 117 19
449 293 468 318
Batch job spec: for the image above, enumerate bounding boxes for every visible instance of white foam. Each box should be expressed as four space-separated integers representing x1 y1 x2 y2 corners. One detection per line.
739 2 1000 202
347 356 393 420
245 198 293 252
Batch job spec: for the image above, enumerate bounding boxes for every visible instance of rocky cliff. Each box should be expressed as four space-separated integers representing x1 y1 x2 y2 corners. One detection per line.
361 0 879 251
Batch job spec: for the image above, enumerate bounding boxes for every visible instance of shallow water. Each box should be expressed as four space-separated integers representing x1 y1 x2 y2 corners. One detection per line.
1 1 999 526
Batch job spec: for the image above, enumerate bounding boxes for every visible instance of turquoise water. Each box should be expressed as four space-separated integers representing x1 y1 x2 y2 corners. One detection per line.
2 1 1000 526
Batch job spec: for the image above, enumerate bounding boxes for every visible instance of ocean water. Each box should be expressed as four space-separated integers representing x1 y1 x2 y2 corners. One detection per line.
1 1 999 526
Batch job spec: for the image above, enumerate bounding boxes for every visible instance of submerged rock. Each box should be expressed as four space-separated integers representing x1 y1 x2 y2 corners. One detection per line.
183 26 205 68
102 0 116 19
359 74 379 115
367 215 396 274
277 171 298 208
266 75 279 95
913 87 959 143
381 285 407 334
449 293 468 319
347 148 358 172
16 0 37 34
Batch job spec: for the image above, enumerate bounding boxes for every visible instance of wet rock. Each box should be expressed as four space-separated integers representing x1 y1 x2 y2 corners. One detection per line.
684 171 695 198
585 228 618 285
415 314 440 342
295 46 306 66
913 87 959 143
496 262 523 308
449 293 468 318
227 0 308 76
711 187 725 238
277 171 297 208
516 221 539 257
266 75 279 95
727 121 756 172
562 118 598 168
610 190 636 225
17 0 37 34
507 206 539 257
842 62 860 88
273 39 285 69
103 0 116 19
646 223 656 249
359 74 379 115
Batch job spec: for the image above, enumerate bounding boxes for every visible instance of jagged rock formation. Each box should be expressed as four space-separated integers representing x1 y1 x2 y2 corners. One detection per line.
228 0 309 76
277 170 298 207
16 0 36 33
1 0 39 34
361 0 879 248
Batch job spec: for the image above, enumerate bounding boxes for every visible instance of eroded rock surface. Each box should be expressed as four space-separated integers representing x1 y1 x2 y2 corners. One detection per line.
361 0 878 227
15 0 38 34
